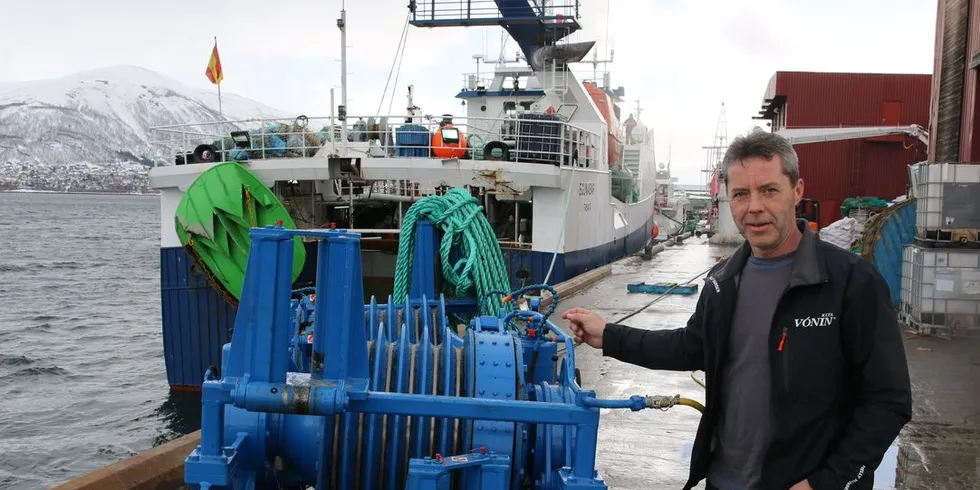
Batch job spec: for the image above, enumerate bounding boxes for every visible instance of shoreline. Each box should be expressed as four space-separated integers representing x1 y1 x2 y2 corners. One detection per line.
0 189 158 197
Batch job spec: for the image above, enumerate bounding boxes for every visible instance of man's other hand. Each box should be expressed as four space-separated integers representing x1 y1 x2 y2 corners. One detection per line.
561 307 606 348
789 479 814 490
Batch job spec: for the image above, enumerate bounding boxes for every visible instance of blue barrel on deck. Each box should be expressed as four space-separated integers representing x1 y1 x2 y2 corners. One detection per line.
227 131 287 160
395 124 430 157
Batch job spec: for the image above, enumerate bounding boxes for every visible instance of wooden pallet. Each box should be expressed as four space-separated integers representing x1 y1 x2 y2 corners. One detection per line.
899 311 980 339
915 228 980 249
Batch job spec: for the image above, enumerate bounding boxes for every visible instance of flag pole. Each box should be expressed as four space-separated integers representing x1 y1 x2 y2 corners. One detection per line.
215 36 223 116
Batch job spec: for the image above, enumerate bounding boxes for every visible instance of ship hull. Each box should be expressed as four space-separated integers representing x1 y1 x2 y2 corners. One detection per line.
158 207 654 389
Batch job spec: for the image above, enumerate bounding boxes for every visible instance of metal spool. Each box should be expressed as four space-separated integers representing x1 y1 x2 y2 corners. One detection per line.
196 227 589 490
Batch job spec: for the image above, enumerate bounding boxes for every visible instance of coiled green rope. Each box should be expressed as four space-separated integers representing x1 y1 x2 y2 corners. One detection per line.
392 188 512 316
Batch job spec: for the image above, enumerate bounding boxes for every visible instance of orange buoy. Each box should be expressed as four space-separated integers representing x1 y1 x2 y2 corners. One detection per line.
432 115 468 159
651 222 660 239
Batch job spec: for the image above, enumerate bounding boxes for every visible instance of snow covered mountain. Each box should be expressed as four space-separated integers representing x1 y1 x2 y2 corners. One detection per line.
0 65 291 193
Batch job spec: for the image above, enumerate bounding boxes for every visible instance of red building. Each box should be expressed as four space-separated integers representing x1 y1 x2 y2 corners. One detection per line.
754 71 931 227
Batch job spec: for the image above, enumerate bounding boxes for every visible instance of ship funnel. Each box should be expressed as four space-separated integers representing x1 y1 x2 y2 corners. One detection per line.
530 41 595 70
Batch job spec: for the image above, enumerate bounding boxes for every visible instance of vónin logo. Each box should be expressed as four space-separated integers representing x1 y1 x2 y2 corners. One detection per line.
794 312 836 328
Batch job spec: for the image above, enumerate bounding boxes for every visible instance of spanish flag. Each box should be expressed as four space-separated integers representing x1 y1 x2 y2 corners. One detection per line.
205 40 223 85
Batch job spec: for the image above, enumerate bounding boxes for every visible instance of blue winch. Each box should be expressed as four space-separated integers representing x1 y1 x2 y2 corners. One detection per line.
184 222 682 490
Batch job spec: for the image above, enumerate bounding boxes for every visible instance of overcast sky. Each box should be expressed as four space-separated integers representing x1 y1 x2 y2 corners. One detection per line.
0 0 937 185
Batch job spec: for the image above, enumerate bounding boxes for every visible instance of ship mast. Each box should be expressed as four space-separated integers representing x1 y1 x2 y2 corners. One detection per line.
338 1 348 147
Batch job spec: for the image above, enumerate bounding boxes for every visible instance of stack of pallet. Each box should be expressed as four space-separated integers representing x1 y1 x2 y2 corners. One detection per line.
899 163 980 338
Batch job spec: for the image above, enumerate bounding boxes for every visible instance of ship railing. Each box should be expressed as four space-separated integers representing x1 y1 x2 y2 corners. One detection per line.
333 179 440 200
315 225 531 249
150 113 603 171
409 0 579 26
149 115 338 166
335 179 532 201
460 73 499 91
366 113 602 169
457 71 558 93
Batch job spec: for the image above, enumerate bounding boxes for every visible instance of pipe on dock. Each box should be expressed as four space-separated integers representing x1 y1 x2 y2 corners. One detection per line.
646 231 694 257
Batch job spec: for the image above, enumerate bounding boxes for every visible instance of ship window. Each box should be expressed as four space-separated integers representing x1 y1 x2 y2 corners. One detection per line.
441 127 460 143
503 101 534 115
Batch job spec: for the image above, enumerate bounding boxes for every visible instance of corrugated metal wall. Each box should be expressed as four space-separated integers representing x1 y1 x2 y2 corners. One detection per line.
795 140 923 210
765 72 931 208
795 142 852 203
777 72 932 128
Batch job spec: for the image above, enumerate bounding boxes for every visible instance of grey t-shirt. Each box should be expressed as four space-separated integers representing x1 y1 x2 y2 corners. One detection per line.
707 252 795 490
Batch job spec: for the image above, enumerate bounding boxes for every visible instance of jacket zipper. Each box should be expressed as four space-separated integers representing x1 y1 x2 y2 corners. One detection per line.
842 465 866 490
773 282 792 395
778 326 790 393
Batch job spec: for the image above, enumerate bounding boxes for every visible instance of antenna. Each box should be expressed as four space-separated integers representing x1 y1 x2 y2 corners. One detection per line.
604 0 611 66
337 3 348 148
701 103 728 190
472 54 484 89
499 29 508 64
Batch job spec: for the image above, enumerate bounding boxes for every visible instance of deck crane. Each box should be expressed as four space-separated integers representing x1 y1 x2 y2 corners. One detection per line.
775 124 930 146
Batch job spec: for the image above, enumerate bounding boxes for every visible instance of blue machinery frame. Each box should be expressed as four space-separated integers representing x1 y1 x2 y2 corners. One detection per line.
184 222 675 490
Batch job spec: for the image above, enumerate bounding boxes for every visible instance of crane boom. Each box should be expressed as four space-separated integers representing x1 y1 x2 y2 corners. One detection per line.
774 124 929 147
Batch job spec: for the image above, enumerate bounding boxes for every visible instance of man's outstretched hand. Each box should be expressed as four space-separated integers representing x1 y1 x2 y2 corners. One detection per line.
561 307 606 349
789 480 814 490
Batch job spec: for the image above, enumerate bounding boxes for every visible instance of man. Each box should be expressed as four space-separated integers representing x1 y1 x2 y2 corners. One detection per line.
563 130 911 490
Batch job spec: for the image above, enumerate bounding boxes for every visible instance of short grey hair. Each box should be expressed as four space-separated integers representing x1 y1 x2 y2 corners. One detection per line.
720 128 800 185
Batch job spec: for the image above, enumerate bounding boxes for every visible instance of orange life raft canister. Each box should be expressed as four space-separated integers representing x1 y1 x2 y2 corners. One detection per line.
431 114 468 159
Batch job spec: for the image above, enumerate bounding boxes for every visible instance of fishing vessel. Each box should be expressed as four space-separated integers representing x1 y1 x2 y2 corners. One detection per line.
652 159 690 241
146 0 657 391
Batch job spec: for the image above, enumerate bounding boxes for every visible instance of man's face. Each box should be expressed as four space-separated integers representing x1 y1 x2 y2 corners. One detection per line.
726 155 804 253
